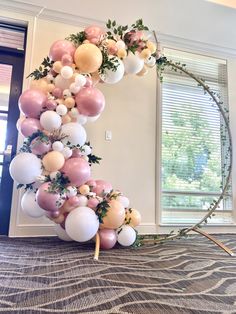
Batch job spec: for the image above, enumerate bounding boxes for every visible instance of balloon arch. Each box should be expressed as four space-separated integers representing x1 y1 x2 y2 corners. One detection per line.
10 19 233 258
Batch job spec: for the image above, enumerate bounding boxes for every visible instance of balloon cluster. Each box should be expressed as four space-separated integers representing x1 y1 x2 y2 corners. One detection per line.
10 19 157 249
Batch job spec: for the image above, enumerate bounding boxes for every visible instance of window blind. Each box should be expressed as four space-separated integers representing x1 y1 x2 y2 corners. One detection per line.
0 23 25 50
161 48 231 224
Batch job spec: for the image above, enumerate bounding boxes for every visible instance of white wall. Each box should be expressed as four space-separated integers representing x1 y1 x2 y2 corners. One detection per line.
1 0 236 236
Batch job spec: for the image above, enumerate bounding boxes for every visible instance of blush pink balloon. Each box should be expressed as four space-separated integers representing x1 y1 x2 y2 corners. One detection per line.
99 229 117 250
75 87 105 117
61 158 91 187
87 197 99 209
46 99 57 110
30 137 51 155
36 182 66 211
20 118 42 137
84 77 93 87
52 87 63 98
68 195 87 207
72 148 82 158
61 54 73 66
86 179 97 189
19 89 47 118
92 180 112 196
49 40 76 61
85 25 104 42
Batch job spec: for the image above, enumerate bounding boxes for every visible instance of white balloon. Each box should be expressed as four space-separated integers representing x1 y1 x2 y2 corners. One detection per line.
117 196 130 208
54 74 72 90
87 114 101 123
46 74 54 83
145 56 156 67
21 190 45 218
69 82 81 94
63 89 72 98
117 225 136 246
60 66 73 79
115 40 126 50
52 141 64 152
75 74 86 87
123 52 144 74
61 122 86 146
50 171 60 180
65 207 99 242
81 145 92 156
10 153 42 184
77 195 88 206
40 111 61 132
100 57 124 84
66 186 77 197
56 104 68 116
54 224 73 241
62 147 72 159
77 114 87 125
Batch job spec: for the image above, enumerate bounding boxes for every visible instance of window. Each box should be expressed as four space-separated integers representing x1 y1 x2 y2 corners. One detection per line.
161 48 232 224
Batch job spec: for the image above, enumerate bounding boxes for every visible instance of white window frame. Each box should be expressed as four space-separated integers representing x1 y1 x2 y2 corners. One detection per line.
156 34 236 234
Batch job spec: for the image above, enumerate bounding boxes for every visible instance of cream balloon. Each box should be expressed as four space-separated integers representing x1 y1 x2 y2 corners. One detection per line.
100 57 124 84
117 225 136 246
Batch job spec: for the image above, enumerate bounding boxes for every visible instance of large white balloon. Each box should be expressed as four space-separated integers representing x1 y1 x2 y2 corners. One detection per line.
61 122 86 146
117 225 136 246
21 190 45 218
123 52 144 74
40 111 62 132
100 57 124 84
10 153 42 184
54 224 73 241
65 207 99 242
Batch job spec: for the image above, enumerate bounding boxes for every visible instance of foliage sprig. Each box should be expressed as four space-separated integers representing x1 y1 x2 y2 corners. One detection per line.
27 56 54 80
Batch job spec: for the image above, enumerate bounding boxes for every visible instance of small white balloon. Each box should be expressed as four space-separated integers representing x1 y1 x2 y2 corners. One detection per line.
75 74 87 87
77 195 88 206
87 114 101 123
77 114 87 125
10 153 42 184
56 104 68 116
40 111 61 132
117 196 130 208
116 40 126 50
117 225 136 246
69 82 81 94
61 122 87 146
52 141 64 152
66 186 77 197
81 145 92 156
70 107 79 117
60 65 73 79
65 207 99 242
21 190 45 218
50 171 60 181
145 56 156 67
123 51 144 74
46 74 54 83
63 89 72 98
62 147 72 159
55 74 72 90
54 224 73 241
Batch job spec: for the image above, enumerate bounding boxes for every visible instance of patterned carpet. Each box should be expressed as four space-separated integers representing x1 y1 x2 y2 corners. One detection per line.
0 235 236 313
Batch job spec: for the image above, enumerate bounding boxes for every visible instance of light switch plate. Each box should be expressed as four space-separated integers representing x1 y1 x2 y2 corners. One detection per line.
105 130 112 141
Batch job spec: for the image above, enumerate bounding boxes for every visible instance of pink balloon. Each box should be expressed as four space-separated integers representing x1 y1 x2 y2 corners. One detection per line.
61 157 91 187
20 118 42 137
68 195 87 207
19 89 47 118
49 40 76 61
85 25 105 42
92 180 112 196
72 148 82 158
61 54 73 66
52 87 63 98
99 229 117 250
87 197 99 209
75 87 105 117
30 137 51 155
36 182 66 211
84 77 93 87
86 179 97 189
46 99 57 110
